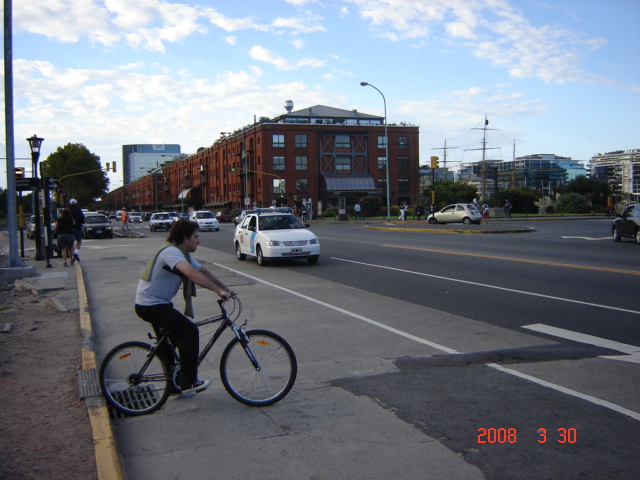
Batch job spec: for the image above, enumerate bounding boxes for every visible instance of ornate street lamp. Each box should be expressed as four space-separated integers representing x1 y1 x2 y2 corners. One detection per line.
27 134 45 260
360 82 391 222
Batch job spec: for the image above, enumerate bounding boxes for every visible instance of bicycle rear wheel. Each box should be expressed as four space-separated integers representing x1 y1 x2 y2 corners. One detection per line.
220 329 297 406
99 341 171 416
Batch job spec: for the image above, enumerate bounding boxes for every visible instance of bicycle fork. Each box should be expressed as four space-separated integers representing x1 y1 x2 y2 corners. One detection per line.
232 323 261 371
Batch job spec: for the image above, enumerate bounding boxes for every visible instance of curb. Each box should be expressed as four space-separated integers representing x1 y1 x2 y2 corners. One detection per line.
75 263 126 480
364 225 536 234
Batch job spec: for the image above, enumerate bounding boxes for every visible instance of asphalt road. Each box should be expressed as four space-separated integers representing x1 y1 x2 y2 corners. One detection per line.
60 219 640 479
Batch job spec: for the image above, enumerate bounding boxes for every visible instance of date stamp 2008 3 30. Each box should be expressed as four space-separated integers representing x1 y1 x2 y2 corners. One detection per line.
477 428 577 444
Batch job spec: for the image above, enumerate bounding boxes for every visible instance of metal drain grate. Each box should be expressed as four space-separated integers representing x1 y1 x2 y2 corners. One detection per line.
38 272 68 278
78 368 101 398
108 387 160 419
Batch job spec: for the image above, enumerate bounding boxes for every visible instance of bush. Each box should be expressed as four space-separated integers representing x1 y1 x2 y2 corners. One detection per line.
323 207 338 218
556 193 590 214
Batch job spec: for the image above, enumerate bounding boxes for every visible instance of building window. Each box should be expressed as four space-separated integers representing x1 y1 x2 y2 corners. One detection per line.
336 134 350 148
378 178 387 191
295 134 307 148
398 136 409 149
273 156 285 171
336 155 351 172
273 134 285 148
296 178 308 193
398 156 409 170
274 178 285 194
296 156 308 171
378 136 387 149
378 156 387 171
399 178 409 192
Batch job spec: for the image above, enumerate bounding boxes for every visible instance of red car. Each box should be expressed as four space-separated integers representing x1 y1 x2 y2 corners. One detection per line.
215 210 233 223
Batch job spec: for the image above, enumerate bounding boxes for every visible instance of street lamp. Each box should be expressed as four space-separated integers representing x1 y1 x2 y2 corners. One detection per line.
360 82 391 222
27 134 45 260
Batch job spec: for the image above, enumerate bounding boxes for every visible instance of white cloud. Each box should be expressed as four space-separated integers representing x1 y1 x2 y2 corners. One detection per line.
249 45 325 70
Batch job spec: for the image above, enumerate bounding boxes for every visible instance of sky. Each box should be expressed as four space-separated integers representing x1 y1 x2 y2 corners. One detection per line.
2 0 639 190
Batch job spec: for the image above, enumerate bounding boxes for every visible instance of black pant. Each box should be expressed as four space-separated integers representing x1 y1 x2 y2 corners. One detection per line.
135 303 199 389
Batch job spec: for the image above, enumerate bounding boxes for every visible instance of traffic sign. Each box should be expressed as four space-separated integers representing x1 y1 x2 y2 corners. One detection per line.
43 176 59 189
15 177 40 191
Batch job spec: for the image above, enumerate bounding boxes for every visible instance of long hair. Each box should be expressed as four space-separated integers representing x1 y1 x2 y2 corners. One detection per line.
60 208 71 217
167 219 199 245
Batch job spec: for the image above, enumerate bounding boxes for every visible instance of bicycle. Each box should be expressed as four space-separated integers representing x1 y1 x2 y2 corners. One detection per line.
99 295 297 416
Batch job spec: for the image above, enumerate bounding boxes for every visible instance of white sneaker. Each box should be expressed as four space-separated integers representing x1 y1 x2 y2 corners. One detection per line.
180 379 211 398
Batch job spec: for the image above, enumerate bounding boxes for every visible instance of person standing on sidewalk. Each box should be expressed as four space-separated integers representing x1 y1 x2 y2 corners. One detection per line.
135 220 235 397
121 208 130 231
68 199 85 263
354 201 362 220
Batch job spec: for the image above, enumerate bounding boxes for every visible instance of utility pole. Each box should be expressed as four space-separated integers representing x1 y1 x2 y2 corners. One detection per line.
466 114 498 202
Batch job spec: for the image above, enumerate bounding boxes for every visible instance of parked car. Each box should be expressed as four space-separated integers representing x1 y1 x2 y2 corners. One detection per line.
149 212 174 232
25 215 56 239
189 211 220 231
427 203 482 225
128 212 143 223
82 214 113 239
612 204 640 244
234 211 320 266
215 210 233 223
142 212 153 221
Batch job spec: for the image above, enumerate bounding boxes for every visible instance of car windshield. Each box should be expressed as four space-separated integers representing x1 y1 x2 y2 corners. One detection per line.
196 212 214 219
258 215 303 231
86 215 108 224
154 214 170 220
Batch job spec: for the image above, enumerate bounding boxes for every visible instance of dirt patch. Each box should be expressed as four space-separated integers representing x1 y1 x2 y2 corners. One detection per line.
0 286 98 480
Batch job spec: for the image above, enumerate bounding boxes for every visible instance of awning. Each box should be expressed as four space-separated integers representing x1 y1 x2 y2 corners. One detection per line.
178 188 195 200
322 174 378 193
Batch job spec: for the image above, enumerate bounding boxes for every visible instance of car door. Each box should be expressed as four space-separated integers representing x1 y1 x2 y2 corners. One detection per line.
237 215 257 255
619 206 637 237
436 205 456 223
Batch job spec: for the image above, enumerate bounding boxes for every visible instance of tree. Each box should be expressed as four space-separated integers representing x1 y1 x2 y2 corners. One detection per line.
427 181 477 210
559 175 608 212
41 143 108 206
493 188 539 214
359 195 383 217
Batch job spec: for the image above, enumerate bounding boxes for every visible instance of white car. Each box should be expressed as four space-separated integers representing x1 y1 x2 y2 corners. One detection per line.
189 211 220 231
149 212 173 232
427 203 483 225
234 212 320 266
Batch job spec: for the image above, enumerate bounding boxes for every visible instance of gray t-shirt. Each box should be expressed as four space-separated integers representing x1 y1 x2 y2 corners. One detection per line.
135 246 202 306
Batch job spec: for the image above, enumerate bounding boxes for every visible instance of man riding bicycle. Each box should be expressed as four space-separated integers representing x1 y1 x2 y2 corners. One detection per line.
135 219 235 397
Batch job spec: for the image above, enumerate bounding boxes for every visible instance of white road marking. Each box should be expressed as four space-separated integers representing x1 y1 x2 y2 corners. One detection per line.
561 236 610 241
523 323 640 365
331 257 640 316
216 263 640 422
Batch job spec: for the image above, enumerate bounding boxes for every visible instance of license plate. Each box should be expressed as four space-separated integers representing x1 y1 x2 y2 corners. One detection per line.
291 248 302 253
96 230 102 233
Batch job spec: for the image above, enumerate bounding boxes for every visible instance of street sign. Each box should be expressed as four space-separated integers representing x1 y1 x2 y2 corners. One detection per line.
43 177 59 189
15 177 40 191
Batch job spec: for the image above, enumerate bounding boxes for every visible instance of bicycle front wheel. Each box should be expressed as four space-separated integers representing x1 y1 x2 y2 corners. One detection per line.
99 341 171 416
220 330 297 406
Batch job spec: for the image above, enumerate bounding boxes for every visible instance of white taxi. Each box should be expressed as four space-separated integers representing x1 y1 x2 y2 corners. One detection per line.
234 211 320 266
189 210 220 231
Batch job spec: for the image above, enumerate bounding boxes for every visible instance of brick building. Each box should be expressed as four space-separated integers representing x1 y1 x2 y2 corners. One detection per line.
103 103 421 216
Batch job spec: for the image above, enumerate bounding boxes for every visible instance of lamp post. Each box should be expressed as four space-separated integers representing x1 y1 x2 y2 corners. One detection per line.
27 134 45 260
360 82 391 222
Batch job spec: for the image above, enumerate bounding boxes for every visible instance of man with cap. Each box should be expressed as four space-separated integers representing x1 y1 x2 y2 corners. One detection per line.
68 199 85 263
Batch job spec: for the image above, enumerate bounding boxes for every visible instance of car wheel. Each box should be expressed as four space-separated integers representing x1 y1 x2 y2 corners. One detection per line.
463 217 472 225
307 255 319 264
235 242 246 261
215 228 219 231
428 217 437 224
635 229 640 245
612 227 621 242
256 246 268 266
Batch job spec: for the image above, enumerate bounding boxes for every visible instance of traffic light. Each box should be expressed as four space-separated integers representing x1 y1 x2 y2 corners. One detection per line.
105 162 110 171
231 162 236 172
15 167 25 178
112 161 116 173
430 156 440 169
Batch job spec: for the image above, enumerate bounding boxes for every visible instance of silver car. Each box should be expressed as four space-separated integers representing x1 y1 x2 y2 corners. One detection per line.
427 203 482 225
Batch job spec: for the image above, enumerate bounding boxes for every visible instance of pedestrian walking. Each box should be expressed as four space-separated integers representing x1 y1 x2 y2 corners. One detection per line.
482 203 490 223
503 199 513 218
55 208 75 267
68 199 85 262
